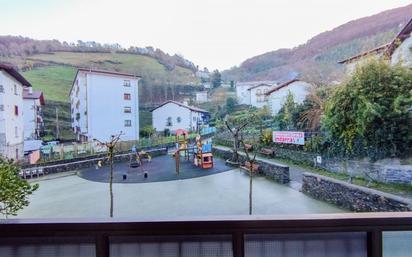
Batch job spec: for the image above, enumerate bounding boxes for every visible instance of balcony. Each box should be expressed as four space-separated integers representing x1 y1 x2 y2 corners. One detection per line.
0 212 411 257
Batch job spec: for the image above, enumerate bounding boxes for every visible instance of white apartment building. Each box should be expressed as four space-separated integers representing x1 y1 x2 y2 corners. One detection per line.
0 64 31 160
236 80 277 105
264 79 312 115
23 87 45 140
195 92 208 103
151 100 209 132
70 68 141 142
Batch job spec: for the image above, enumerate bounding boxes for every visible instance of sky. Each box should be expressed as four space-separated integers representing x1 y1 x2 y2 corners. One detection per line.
1 0 411 70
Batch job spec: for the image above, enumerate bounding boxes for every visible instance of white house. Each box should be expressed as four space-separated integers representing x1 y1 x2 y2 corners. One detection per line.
0 64 31 160
151 100 209 132
23 87 45 140
264 79 312 115
236 80 277 105
69 68 141 142
195 92 208 103
247 83 274 108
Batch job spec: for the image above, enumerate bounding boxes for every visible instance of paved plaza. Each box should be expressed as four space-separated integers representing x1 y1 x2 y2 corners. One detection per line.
17 168 344 218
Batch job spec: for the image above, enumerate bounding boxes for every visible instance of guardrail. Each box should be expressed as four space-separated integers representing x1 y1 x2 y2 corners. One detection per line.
1 213 412 257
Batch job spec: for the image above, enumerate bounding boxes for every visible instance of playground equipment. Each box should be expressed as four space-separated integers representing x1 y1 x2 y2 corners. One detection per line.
174 129 189 174
129 148 152 171
173 129 214 174
193 134 213 169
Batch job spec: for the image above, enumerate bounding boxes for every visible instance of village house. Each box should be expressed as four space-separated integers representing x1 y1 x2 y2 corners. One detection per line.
339 18 412 73
235 80 277 105
264 79 312 115
23 87 45 140
195 91 208 103
0 63 31 160
151 100 209 132
70 68 141 142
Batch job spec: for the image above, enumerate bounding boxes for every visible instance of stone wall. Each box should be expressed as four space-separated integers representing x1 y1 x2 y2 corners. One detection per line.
23 148 167 175
213 146 290 184
272 146 412 185
302 172 412 212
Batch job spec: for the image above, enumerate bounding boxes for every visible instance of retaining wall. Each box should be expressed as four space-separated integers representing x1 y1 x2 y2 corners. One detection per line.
213 147 290 184
302 172 412 212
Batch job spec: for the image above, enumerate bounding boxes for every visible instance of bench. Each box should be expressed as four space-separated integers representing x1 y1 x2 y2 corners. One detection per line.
240 161 259 174
260 148 275 157
244 144 253 152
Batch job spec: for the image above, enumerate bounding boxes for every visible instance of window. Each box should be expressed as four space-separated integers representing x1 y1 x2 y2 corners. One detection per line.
257 89 261 95
0 105 3 111
0 85 4 93
124 93 131 100
14 105 18 116
14 84 18 95
123 80 131 87
15 126 18 138
177 117 181 123
166 117 172 126
124 107 131 113
124 120 132 127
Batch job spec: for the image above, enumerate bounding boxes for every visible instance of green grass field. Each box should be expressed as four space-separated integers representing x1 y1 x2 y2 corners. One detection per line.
27 52 199 86
23 65 76 103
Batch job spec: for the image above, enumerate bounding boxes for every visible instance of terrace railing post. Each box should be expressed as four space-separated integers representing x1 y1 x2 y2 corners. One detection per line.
233 232 245 257
368 229 383 257
96 234 110 257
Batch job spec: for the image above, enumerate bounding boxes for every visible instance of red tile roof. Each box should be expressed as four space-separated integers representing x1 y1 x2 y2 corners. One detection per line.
338 44 389 64
0 63 31 87
264 79 300 96
150 100 209 113
247 83 273 91
23 88 45 105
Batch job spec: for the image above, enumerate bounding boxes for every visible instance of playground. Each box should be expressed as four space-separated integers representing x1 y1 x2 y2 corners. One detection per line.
78 155 230 183
78 129 224 183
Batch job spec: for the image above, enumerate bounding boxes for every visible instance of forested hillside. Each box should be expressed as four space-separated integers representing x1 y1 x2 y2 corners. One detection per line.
223 4 412 83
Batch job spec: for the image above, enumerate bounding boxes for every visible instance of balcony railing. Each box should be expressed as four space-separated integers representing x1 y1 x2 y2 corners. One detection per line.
1 212 412 257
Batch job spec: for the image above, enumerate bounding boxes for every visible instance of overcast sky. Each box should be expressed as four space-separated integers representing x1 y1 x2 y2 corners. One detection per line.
1 0 411 70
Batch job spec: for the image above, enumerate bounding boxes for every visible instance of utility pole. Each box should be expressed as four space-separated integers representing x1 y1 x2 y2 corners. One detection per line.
55 107 60 140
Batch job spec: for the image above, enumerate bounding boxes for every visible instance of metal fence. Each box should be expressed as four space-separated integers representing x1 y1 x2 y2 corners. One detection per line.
38 128 216 163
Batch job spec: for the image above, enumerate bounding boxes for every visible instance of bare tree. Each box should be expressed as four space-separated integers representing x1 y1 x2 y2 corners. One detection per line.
94 132 123 218
239 135 259 215
224 119 248 165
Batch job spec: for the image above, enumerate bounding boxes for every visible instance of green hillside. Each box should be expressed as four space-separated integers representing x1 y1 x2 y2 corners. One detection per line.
26 52 199 86
0 51 201 141
23 65 76 103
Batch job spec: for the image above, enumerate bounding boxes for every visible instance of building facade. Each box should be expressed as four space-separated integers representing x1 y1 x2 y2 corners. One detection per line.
195 92 208 103
151 100 209 132
70 69 141 142
247 83 273 108
265 79 312 115
236 81 277 105
0 64 31 160
23 87 45 140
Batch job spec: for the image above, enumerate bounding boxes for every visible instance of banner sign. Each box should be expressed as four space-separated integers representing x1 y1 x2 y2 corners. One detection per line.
273 131 305 145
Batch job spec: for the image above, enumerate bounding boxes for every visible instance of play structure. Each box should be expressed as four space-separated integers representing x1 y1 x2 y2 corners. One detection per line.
173 129 213 174
129 148 152 171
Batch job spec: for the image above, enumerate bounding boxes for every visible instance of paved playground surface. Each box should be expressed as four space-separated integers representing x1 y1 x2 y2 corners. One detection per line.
78 155 231 183
17 170 344 218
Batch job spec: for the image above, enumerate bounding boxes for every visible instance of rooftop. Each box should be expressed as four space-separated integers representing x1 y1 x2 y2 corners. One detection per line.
0 63 32 87
265 79 301 95
151 100 209 113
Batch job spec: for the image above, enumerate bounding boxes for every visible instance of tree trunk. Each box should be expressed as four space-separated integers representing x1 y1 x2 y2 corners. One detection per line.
109 149 114 218
249 165 253 215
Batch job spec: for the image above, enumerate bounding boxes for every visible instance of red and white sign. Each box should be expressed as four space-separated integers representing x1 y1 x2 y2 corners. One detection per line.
273 131 305 145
